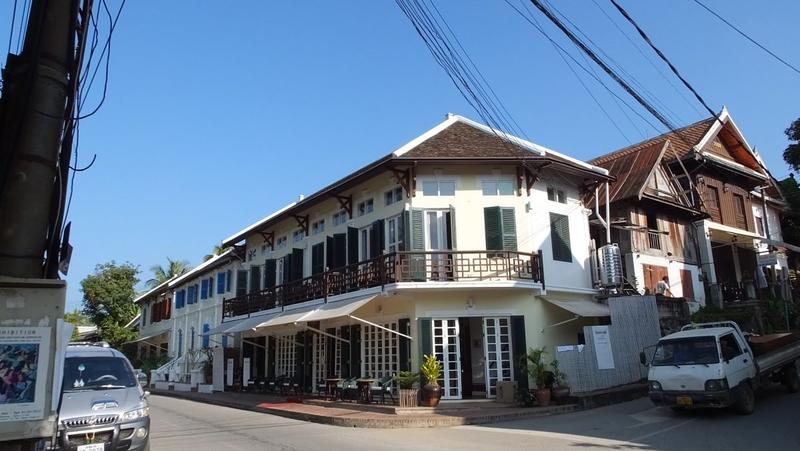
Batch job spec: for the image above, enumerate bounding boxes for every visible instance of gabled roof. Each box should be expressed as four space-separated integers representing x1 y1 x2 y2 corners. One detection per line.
222 114 610 246
589 108 770 206
133 277 175 304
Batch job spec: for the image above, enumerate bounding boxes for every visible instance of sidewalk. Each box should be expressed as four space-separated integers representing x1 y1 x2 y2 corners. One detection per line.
150 389 579 428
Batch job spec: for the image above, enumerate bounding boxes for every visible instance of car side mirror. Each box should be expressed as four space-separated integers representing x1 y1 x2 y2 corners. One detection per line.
137 372 148 388
639 352 647 366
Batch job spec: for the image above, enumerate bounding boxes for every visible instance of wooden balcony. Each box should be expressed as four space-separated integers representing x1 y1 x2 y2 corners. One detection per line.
222 250 544 319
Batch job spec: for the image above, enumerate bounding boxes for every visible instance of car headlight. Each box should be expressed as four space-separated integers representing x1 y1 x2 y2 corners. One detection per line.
121 406 150 421
649 380 662 391
704 379 728 391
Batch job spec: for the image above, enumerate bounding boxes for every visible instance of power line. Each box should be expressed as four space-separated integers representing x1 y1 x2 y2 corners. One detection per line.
506 0 661 134
607 0 718 120
692 0 800 77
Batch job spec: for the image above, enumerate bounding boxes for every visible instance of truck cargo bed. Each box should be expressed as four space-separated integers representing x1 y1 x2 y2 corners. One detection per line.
750 333 800 373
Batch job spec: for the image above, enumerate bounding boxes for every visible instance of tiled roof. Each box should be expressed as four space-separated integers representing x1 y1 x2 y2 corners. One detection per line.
399 121 534 158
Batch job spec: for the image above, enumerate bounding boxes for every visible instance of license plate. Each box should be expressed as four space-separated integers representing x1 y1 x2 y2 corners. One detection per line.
676 395 693 406
78 444 105 451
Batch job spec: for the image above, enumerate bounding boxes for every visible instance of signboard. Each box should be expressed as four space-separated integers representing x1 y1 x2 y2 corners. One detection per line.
226 358 234 386
242 358 251 386
0 327 51 423
591 325 615 370
757 252 778 266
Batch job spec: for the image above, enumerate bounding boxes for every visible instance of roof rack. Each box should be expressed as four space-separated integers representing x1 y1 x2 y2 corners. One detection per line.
68 341 110 348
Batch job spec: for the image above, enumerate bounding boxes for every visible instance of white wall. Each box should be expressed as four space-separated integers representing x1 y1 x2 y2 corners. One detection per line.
627 253 705 306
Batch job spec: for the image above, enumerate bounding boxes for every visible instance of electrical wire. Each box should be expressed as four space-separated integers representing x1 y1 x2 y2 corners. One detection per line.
692 0 800 77
607 0 718 121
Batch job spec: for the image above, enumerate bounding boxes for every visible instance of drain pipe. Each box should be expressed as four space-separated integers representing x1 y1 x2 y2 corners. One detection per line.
595 182 611 243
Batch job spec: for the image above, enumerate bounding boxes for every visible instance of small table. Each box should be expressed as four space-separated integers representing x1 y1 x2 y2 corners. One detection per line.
324 378 342 400
356 379 375 403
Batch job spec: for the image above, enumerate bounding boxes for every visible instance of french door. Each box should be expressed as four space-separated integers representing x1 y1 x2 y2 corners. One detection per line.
425 210 451 281
432 318 462 399
483 317 513 398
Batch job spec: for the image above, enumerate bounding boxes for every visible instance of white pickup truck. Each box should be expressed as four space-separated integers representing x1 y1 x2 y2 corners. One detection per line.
642 321 800 415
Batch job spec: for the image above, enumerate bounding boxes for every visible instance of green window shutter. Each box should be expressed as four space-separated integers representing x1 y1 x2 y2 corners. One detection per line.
484 207 502 250
264 259 276 289
550 213 572 262
417 318 432 374
407 209 426 280
399 318 411 371
510 316 528 390
500 208 517 251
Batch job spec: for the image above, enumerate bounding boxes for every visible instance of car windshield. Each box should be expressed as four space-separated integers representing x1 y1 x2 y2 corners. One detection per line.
62 356 136 391
652 336 720 366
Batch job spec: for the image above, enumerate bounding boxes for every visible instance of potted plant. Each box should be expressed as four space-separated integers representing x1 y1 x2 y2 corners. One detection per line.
550 358 570 401
515 386 535 407
394 371 420 407
520 347 551 407
419 354 443 407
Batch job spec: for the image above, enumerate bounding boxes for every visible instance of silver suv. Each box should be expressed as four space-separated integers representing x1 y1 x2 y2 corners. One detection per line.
50 343 150 451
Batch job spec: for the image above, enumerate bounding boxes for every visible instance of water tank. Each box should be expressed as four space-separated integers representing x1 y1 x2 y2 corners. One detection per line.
598 244 623 288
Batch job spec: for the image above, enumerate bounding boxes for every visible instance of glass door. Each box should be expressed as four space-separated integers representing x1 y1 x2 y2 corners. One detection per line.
432 318 462 399
425 210 451 280
483 317 513 398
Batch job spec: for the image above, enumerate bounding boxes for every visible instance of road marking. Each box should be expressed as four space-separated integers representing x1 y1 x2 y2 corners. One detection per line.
629 407 673 428
457 425 642 448
629 418 696 442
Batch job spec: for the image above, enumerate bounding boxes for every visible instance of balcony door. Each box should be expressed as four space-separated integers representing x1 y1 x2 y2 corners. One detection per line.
425 210 453 281
432 318 462 400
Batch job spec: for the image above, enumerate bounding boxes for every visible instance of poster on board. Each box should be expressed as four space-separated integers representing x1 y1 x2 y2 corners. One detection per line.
591 325 615 370
0 327 51 423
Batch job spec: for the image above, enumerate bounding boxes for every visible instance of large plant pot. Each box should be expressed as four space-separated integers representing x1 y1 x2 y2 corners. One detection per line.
551 386 570 402
535 388 551 407
399 388 419 407
419 383 441 407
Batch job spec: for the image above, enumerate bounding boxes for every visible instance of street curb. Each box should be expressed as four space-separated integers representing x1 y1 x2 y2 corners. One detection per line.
149 389 579 428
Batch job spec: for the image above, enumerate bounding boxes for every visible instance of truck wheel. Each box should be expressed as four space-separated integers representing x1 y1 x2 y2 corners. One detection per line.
734 383 755 415
784 367 800 393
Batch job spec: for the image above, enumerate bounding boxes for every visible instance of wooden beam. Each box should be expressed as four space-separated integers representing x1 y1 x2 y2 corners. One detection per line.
294 214 309 236
335 194 353 219
259 231 275 251
391 167 413 198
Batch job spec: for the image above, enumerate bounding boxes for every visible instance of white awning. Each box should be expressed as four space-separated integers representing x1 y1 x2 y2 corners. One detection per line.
222 313 281 334
543 297 610 317
299 295 378 323
256 305 318 329
125 330 168 344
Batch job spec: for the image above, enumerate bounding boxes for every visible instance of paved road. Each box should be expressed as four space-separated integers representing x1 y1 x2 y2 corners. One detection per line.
148 387 800 451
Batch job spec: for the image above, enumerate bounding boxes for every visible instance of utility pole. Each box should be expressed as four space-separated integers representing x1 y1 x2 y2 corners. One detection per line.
0 0 74 278
0 1 87 450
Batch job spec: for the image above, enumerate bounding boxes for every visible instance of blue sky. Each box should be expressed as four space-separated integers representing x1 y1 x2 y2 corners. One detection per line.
2 1 798 312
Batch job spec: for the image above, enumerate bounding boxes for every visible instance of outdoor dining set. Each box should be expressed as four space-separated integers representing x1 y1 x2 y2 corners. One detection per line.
244 374 396 404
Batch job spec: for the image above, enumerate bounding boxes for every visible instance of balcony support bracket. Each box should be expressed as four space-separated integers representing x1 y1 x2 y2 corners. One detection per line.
335 194 353 219
294 214 310 236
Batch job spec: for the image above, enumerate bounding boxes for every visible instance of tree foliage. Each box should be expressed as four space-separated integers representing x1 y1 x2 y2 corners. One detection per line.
783 118 800 172
80 262 140 348
64 309 92 341
146 257 190 289
203 244 231 262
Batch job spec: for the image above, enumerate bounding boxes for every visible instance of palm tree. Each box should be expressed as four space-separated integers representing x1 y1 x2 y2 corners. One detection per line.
203 243 231 262
146 257 191 289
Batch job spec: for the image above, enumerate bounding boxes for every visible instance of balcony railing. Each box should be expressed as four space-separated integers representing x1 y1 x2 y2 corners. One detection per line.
223 250 544 319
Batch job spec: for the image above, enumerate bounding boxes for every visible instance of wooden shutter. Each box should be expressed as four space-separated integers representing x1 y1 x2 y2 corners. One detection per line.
448 206 457 249
264 259 276 289
267 336 276 380
311 243 325 275
326 236 334 270
370 219 385 258
291 248 304 281
680 269 695 300
217 272 225 294
350 324 361 377
333 233 347 268
249 266 261 293
484 207 503 250
417 318 432 376
511 316 528 390
399 318 411 371
326 328 336 377
406 209 425 280
236 270 248 296
550 213 572 262
347 227 359 265
501 208 517 251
